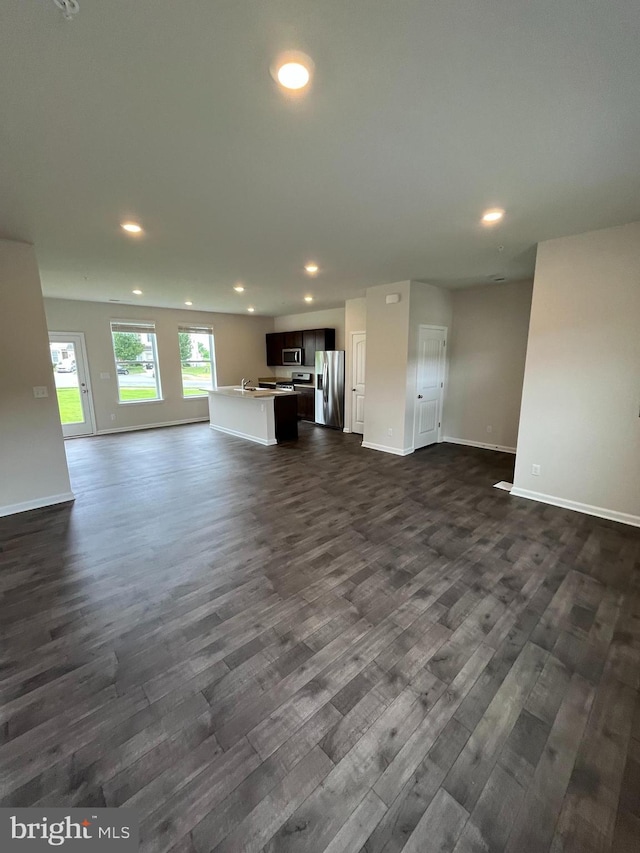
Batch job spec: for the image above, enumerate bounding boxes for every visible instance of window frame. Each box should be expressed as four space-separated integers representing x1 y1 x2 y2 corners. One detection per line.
110 320 163 405
178 325 216 399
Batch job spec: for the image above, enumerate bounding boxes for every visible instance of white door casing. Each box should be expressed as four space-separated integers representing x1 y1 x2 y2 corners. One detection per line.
350 332 366 434
49 332 96 438
413 325 447 450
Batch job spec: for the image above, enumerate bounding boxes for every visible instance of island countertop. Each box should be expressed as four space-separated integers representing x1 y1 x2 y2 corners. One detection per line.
208 386 297 399
207 386 299 445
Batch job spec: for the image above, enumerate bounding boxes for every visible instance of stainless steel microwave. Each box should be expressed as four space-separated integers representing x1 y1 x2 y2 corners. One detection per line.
282 348 303 365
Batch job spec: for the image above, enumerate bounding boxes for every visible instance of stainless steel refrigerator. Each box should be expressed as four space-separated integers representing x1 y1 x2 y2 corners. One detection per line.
315 350 345 429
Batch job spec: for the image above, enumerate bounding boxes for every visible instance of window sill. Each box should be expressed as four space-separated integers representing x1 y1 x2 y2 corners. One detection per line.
117 398 165 405
183 394 210 400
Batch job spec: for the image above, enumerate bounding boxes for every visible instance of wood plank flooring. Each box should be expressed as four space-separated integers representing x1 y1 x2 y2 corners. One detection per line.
1 422 639 852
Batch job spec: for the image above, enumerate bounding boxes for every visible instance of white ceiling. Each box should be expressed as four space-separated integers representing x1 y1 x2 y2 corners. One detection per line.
1 0 639 316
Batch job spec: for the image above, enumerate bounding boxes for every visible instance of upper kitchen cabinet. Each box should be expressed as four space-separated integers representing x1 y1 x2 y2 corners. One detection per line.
302 330 316 366
266 333 283 366
266 328 336 366
283 331 303 349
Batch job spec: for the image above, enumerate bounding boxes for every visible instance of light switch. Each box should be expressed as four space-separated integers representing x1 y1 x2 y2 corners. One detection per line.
33 386 48 398
100 372 111 380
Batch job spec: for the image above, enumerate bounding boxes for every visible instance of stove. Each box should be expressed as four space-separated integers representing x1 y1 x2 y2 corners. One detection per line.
258 372 314 392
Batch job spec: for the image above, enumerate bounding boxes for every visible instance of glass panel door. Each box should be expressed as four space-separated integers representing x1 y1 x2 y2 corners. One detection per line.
49 332 95 438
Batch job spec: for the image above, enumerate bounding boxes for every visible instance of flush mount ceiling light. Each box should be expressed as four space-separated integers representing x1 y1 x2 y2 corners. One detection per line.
132 289 143 295
304 262 319 275
184 301 193 306
247 307 255 313
304 296 314 303
121 221 143 234
233 285 245 293
481 209 505 225
270 51 315 91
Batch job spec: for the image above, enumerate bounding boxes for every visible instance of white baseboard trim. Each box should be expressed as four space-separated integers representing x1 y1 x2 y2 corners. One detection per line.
209 424 277 446
343 427 351 433
443 436 516 454
510 487 640 528
0 491 76 518
361 441 414 457
96 417 209 435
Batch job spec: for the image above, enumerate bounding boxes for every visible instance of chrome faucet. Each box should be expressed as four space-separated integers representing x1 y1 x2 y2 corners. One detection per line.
241 378 252 391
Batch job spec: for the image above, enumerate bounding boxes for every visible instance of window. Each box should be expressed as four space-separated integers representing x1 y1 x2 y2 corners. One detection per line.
110 321 162 403
178 325 216 397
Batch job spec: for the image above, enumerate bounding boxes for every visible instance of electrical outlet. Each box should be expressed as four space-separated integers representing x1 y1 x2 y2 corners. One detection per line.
387 428 393 437
531 464 541 476
33 386 48 398
110 414 116 421
486 425 493 434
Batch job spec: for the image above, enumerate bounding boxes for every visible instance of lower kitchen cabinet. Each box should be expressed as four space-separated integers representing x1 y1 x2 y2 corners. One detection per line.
296 388 315 422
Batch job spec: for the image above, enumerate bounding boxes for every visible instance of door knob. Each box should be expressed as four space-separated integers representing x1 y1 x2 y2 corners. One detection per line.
417 394 423 399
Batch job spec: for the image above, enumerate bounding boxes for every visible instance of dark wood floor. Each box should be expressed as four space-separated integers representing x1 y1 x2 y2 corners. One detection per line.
1 423 639 853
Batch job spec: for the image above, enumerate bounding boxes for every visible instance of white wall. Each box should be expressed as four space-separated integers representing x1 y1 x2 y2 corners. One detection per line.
362 281 412 453
404 283 453 449
0 241 72 515
362 281 454 454
344 297 367 432
44 298 273 433
444 280 532 451
513 221 640 524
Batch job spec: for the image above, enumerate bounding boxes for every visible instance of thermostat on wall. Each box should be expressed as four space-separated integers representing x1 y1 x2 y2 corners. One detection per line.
386 293 400 304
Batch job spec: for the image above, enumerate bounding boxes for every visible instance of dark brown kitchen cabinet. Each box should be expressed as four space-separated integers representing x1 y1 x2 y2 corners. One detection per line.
283 331 303 349
296 388 315 421
266 328 336 366
266 333 283 366
316 328 335 352
302 330 316 367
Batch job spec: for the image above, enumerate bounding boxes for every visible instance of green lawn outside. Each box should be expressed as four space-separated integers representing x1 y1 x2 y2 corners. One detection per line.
119 388 158 402
56 388 83 424
182 365 212 377
57 384 206 425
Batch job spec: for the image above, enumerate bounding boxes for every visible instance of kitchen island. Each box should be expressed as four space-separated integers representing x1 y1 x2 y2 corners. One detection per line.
207 387 298 445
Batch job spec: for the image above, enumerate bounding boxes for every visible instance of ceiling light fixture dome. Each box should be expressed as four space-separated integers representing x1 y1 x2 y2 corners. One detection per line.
233 285 245 293
304 262 319 274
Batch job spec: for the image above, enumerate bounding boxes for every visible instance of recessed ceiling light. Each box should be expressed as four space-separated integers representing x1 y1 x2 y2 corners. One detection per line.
185 301 193 306
481 209 505 224
247 307 255 313
304 262 319 274
304 296 314 303
121 221 143 234
271 51 314 91
132 289 143 295
277 62 309 90
233 285 245 293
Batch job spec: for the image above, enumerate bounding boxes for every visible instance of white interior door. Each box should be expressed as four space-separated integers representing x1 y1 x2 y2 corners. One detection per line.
413 325 446 450
351 332 366 434
49 332 95 438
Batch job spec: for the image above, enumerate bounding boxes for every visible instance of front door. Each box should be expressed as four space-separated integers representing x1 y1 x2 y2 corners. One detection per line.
413 325 446 450
49 332 95 438
351 332 366 434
